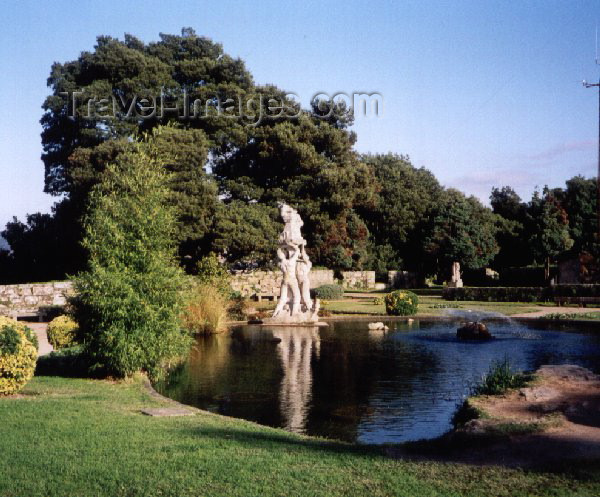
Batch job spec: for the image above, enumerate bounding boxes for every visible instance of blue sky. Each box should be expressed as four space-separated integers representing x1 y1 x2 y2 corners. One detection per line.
0 0 599 230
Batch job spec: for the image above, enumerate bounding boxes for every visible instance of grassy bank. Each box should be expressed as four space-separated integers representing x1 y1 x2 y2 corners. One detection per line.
1 376 599 496
253 296 549 317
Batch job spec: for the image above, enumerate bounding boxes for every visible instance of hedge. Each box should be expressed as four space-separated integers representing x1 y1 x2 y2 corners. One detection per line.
443 285 600 303
312 284 344 300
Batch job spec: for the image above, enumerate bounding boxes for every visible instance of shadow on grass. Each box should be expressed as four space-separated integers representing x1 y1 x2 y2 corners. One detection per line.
184 424 384 458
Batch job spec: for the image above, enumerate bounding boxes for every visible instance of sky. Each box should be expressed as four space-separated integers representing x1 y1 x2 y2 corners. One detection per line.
0 0 599 231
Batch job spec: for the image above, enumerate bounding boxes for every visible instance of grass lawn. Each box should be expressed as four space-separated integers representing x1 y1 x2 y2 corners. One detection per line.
315 296 548 317
1 375 599 497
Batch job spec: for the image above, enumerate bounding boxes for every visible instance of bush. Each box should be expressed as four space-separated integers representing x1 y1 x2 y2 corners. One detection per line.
474 358 530 396
182 283 230 334
444 284 600 303
384 290 419 316
313 284 344 300
0 319 37 395
72 141 191 380
47 315 78 350
0 316 38 350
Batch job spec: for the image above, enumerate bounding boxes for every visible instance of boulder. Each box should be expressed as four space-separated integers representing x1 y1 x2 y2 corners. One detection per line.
457 321 493 340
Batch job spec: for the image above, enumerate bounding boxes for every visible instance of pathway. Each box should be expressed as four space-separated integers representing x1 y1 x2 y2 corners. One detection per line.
26 322 53 356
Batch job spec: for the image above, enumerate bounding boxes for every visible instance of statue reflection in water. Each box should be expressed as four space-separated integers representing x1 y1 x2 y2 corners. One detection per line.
269 327 321 433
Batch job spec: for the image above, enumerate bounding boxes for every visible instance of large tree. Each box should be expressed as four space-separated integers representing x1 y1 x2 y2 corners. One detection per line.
360 153 443 274
421 189 499 279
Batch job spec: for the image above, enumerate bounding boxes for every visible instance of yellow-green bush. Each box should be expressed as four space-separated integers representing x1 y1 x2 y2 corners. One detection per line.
384 290 419 316
0 316 38 350
47 315 79 350
0 318 38 395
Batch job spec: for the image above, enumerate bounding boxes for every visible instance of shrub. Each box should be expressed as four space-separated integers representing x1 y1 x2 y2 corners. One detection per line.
443 284 600 303
384 290 419 316
72 141 191 380
182 283 231 334
47 315 78 350
373 297 384 305
0 316 38 350
474 358 530 396
0 320 37 395
313 284 344 300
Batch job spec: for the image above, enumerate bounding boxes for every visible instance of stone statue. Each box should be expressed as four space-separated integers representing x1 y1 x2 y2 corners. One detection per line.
267 204 321 324
448 261 463 288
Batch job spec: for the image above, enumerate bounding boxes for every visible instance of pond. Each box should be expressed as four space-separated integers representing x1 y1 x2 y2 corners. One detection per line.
155 317 600 444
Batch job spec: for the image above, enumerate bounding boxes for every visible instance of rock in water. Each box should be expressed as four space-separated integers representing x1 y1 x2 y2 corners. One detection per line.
457 321 493 340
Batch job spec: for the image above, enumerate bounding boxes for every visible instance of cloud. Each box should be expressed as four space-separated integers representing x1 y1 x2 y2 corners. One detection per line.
524 140 595 164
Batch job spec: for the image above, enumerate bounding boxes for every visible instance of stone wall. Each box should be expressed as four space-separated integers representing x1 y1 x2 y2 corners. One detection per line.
230 269 334 299
340 271 375 290
0 281 74 318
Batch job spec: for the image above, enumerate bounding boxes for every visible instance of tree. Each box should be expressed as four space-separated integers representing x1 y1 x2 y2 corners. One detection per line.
360 153 443 273
561 176 597 255
73 140 190 379
210 201 280 267
421 189 499 279
213 114 377 268
529 188 574 280
489 186 532 268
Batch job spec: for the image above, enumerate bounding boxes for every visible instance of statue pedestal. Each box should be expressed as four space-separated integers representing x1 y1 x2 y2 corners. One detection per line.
447 280 464 288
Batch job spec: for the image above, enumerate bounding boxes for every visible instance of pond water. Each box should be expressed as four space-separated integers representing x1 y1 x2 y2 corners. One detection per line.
155 318 600 444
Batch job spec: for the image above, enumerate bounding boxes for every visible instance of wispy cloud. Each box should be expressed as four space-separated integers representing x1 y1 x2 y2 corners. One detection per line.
524 140 595 163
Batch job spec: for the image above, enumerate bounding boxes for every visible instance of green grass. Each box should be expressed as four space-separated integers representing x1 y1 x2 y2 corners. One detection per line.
543 311 600 321
1 376 599 496
474 358 532 396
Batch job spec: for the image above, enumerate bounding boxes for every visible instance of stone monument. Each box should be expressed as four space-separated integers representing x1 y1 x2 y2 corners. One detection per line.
266 204 323 325
447 261 463 288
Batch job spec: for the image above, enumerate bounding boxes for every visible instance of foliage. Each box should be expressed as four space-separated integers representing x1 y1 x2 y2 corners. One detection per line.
181 283 231 334
474 358 530 396
444 284 600 302
313 284 344 300
0 321 37 395
422 189 499 278
361 153 442 272
384 290 419 316
0 316 38 350
529 189 574 268
35 346 89 378
543 312 600 321
72 142 191 379
195 253 231 292
210 201 280 266
47 315 79 350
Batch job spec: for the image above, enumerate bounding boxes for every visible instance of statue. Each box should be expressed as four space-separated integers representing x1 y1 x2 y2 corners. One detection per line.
448 261 463 288
266 204 322 325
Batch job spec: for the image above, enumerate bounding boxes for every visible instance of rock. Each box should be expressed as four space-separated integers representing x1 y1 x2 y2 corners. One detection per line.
457 321 493 340
368 322 389 330
519 386 560 402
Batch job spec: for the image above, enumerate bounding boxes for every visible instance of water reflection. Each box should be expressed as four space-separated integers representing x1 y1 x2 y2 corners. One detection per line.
269 327 320 433
156 320 600 444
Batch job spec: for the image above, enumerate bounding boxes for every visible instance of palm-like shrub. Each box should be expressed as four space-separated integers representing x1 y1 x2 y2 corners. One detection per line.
384 290 419 316
72 137 191 380
47 315 79 350
0 318 38 395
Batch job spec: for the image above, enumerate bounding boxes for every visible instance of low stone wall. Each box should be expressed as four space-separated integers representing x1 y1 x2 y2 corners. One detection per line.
340 271 375 290
230 269 334 299
0 281 74 318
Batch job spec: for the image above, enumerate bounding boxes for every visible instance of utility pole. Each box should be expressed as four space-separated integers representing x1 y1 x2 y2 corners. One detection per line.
583 28 600 241
583 78 600 238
